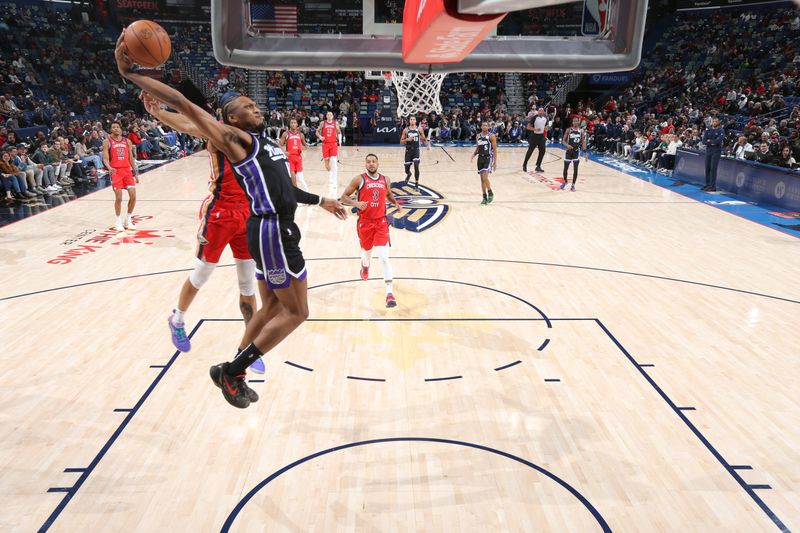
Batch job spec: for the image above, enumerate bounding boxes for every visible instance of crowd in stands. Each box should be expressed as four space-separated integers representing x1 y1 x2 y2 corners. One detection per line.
550 7 800 174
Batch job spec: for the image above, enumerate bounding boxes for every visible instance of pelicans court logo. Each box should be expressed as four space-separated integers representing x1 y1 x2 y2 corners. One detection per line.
387 182 449 233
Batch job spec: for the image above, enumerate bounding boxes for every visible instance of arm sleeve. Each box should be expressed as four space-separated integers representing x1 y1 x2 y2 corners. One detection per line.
294 186 320 205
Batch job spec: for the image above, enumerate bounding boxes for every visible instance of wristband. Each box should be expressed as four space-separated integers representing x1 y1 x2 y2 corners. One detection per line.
318 196 324 206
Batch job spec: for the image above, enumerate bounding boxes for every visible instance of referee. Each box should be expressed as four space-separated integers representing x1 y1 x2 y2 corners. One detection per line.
523 107 548 173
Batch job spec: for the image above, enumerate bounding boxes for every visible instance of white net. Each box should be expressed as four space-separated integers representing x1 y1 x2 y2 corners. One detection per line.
390 71 446 117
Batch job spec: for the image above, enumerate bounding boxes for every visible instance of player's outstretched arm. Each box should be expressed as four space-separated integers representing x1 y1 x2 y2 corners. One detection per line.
115 30 249 162
141 92 205 138
400 128 407 145
340 175 367 210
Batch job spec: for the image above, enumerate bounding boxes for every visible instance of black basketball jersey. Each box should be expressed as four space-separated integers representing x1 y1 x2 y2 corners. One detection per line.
477 133 493 157
566 128 584 149
405 127 420 150
230 132 296 218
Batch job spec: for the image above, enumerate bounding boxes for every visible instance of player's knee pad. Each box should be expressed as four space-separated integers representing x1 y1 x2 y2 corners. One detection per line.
188 258 217 289
235 258 257 296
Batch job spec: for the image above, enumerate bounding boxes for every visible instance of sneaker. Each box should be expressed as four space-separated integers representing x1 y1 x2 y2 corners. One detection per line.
125 219 137 230
559 181 566 190
209 363 257 405
386 293 397 308
360 265 369 280
168 313 191 352
114 221 125 231
487 192 494 204
24 190 37 198
535 167 544 173
522 166 527 172
249 357 265 374
480 198 488 205
570 185 576 192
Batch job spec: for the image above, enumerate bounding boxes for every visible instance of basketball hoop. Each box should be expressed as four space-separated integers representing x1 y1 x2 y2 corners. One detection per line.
390 71 446 117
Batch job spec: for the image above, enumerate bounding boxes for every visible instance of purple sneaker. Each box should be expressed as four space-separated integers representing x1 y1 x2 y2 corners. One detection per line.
168 312 191 352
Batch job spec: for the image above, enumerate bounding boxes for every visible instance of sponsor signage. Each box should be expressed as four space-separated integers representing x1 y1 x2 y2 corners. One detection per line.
674 149 800 210
588 72 633 85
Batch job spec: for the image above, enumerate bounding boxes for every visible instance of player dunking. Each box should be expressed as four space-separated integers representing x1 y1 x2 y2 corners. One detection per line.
141 92 265 376
341 153 399 308
102 121 139 231
316 111 341 197
117 32 349 408
400 116 429 189
280 118 308 191
471 122 497 205
561 117 588 191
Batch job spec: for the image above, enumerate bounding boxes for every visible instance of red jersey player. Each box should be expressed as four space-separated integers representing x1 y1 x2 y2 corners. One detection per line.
279 117 308 191
141 91 264 377
102 121 139 231
341 153 400 308
316 111 341 197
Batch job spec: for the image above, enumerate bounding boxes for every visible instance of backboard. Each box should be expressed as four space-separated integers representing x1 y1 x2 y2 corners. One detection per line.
211 0 649 74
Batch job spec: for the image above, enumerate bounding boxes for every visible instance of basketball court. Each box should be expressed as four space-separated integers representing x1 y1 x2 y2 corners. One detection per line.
1 144 798 532
1 0 799 531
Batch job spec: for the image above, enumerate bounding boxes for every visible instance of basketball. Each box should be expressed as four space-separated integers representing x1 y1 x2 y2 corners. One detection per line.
124 20 171 67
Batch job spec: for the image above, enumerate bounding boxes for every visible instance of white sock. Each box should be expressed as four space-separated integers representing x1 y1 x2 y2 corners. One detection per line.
361 249 372 268
126 213 134 223
296 171 308 190
116 215 122 225
385 281 393 295
173 308 186 323
377 246 393 281
328 157 338 196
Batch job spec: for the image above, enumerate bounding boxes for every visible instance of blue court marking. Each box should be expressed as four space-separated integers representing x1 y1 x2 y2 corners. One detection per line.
220 437 612 533
38 315 790 531
537 338 551 351
494 360 522 371
4 257 799 306
62 468 86 473
638 363 655 368
46 488 70 493
39 320 205 533
595 319 788 532
440 146 456 162
149 364 166 369
544 378 561 383
347 375 387 382
677 407 697 411
586 150 800 239
112 408 132 413
284 361 314 372
424 375 463 382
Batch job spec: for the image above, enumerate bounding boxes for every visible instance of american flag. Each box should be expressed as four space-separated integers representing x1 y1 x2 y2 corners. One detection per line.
250 3 298 33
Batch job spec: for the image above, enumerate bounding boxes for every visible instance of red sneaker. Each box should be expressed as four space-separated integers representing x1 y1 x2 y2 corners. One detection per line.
360 265 369 280
385 293 397 308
